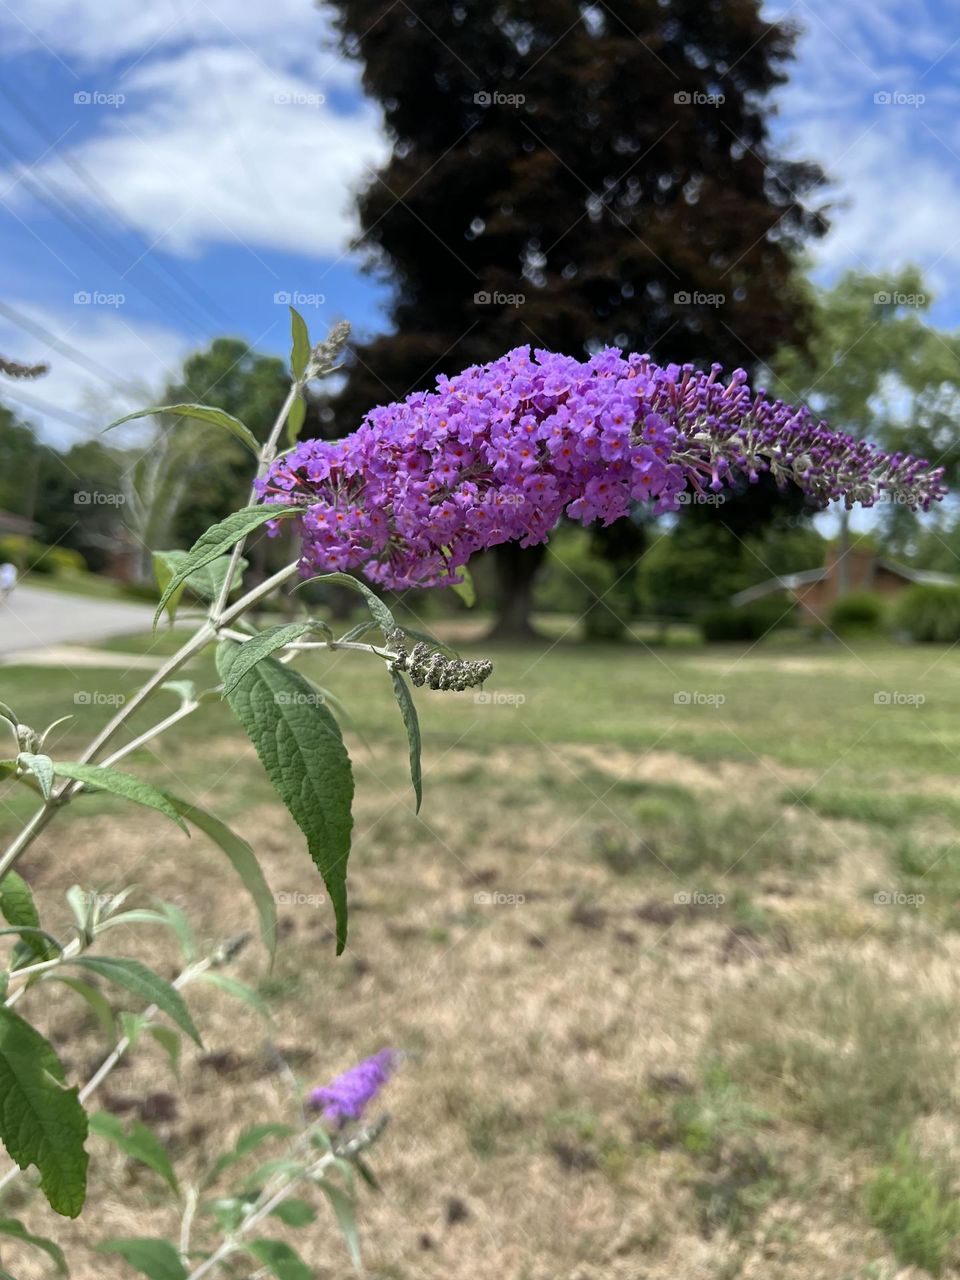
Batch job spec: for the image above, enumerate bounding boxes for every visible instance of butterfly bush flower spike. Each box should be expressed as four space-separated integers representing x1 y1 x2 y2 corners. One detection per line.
262 346 946 588
310 1049 396 1128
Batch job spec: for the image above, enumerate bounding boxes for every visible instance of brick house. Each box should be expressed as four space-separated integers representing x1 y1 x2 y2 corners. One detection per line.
731 544 956 624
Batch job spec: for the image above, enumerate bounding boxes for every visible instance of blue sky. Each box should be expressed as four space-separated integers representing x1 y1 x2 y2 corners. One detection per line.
0 0 958 447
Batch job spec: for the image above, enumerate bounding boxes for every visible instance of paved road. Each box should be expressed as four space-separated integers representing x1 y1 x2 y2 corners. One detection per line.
0 585 155 657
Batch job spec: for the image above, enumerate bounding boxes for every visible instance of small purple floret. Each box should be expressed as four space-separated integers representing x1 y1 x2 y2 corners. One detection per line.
309 1049 396 1127
262 346 946 588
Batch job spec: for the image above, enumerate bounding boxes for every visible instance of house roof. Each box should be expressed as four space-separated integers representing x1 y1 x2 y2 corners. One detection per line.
0 510 38 537
731 556 957 606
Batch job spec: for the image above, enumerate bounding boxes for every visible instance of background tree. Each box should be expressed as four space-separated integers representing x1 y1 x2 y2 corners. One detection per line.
323 0 827 634
767 267 960 583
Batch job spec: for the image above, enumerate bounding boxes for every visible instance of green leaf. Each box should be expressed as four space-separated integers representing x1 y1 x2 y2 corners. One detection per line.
119 1013 145 1051
157 902 196 963
296 572 395 633
220 623 321 697
270 1197 316 1226
337 619 379 643
450 562 476 607
198 971 272 1021
390 671 422 813
165 797 276 956
0 871 53 963
240 1158 305 1193
0 1217 67 1273
99 1239 187 1280
146 1025 181 1075
204 1122 292 1186
246 1238 312 1280
152 506 300 628
289 306 311 380
48 976 116 1043
105 404 260 457
54 763 187 833
0 1006 88 1217
217 646 354 953
89 1112 178 1193
354 1155 381 1192
69 957 201 1046
397 625 459 659
286 391 306 447
152 550 248 624
159 680 196 706
307 685 369 750
317 1178 362 1269
16 752 54 801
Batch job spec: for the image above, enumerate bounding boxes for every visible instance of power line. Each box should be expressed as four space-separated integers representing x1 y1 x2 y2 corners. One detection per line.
0 122 213 337
1 385 100 434
0 81 230 331
0 300 139 395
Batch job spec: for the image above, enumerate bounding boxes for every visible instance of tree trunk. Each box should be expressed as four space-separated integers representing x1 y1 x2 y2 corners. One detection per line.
486 543 546 640
836 510 851 598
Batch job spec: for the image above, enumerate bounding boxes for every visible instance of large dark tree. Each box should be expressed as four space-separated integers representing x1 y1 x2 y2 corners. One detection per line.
324 0 827 633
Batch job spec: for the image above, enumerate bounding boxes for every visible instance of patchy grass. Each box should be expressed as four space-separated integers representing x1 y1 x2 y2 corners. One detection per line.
866 1140 960 1275
712 963 957 1152
4 632 960 1278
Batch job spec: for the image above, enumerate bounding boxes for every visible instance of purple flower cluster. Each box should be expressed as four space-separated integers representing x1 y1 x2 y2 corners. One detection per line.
262 346 946 589
309 1049 395 1127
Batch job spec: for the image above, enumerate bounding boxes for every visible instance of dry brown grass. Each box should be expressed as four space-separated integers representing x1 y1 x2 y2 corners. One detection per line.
7 718 960 1280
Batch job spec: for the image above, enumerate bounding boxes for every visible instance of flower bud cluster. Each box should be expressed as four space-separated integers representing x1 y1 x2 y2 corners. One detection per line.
387 629 493 691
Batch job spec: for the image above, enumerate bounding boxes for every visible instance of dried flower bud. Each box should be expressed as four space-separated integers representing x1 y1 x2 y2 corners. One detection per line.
16 724 41 754
309 320 351 379
0 355 49 380
387 629 493 692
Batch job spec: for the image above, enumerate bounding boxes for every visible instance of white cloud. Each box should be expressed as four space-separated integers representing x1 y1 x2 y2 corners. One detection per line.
0 0 347 73
2 44 386 261
765 0 960 313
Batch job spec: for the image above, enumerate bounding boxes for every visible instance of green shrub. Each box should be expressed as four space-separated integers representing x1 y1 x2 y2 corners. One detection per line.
866 1140 960 1274
0 534 86 576
894 584 960 643
536 528 634 640
828 590 886 635
699 597 792 642
45 546 86 574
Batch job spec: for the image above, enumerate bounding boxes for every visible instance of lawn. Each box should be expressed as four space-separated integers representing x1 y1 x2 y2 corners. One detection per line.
4 628 960 1279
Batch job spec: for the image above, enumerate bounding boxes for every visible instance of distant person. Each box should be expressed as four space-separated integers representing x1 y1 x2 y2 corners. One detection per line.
0 562 16 602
